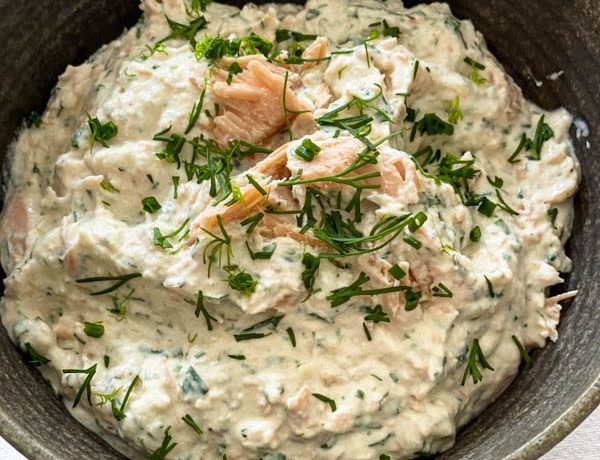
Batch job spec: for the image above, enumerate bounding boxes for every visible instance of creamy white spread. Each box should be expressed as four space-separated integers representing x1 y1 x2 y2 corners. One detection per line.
0 1 580 459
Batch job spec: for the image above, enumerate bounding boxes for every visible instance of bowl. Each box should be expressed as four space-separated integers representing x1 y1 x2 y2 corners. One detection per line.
0 1 598 459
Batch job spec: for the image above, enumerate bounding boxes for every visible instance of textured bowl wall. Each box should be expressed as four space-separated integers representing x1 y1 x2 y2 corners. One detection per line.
0 1 598 459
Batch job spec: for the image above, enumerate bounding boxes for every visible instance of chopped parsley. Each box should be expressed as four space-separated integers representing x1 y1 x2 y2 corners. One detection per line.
142 196 162 213
410 113 454 142
156 14 208 49
469 226 482 242
527 115 555 160
83 321 105 338
364 305 390 323
194 33 273 62
446 96 464 125
87 114 118 153
226 270 257 295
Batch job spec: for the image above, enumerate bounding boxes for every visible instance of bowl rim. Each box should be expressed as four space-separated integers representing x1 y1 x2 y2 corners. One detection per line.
0 369 597 459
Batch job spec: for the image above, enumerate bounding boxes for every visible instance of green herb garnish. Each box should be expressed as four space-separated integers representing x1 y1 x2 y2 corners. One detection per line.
469 226 481 242
464 56 487 86
201 215 232 276
388 264 406 280
83 321 105 338
461 338 494 385
194 290 217 331
432 283 453 298
87 114 118 152
446 96 463 125
512 335 533 366
63 364 98 408
327 272 407 308
246 241 277 260
233 332 271 341
484 275 495 298
185 83 207 134
547 208 558 228
181 413 203 436
312 393 337 412
286 327 297 347
240 212 264 234
149 426 177 460
295 138 321 161
24 342 50 366
76 273 142 296
142 196 161 213
301 252 320 290
227 270 257 295
111 375 140 421
410 113 454 142
364 305 390 323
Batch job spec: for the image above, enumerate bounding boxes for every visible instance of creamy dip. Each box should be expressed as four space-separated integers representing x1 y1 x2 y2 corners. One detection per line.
0 0 579 459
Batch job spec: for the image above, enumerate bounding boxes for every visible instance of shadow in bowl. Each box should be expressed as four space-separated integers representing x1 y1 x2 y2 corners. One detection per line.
0 1 598 459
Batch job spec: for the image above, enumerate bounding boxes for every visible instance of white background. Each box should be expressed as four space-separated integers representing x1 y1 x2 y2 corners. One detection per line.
1 406 598 459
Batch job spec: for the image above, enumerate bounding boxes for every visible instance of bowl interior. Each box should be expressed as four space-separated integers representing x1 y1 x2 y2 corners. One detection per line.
0 1 598 459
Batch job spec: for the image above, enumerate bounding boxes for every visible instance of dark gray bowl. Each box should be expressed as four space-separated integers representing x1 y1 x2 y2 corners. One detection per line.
0 1 598 459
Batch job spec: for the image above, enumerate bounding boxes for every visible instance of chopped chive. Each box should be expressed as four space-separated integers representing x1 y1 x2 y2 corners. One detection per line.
363 322 372 341
432 282 453 298
469 226 481 242
511 335 532 366
246 174 267 195
142 196 161 213
181 413 203 436
403 235 422 249
484 275 495 298
286 327 297 347
312 393 337 412
233 332 271 341
388 264 406 280
477 197 496 217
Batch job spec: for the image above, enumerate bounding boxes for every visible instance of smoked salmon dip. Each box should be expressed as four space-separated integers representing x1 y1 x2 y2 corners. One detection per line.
0 0 579 458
